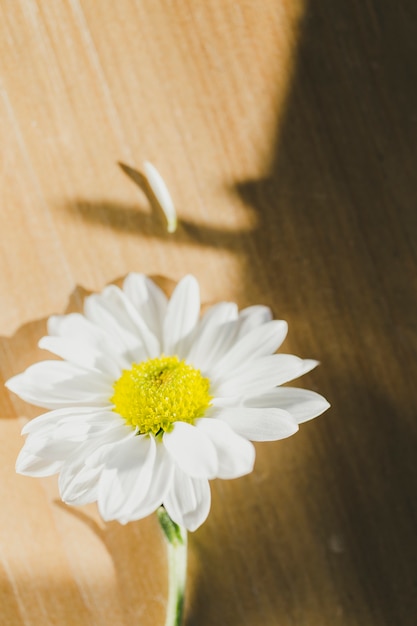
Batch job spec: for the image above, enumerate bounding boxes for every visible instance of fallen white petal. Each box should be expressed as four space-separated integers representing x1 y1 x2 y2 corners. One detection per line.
144 161 177 233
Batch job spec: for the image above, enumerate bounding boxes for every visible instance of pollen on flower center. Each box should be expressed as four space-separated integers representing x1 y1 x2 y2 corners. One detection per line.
111 355 212 435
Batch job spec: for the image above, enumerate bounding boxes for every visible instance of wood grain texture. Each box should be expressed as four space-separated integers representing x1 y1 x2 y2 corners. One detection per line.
1 1 416 625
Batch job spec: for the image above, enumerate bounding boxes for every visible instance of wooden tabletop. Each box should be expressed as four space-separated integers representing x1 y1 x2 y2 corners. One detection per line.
1 2 416 625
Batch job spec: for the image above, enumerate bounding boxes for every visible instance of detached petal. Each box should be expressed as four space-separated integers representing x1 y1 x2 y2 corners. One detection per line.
163 421 218 479
144 161 177 233
218 407 298 441
164 467 211 531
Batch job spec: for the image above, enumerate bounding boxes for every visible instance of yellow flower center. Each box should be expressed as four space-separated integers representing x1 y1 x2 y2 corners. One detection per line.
111 356 212 435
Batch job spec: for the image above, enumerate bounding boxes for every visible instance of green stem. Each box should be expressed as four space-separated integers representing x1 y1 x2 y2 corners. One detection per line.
157 507 188 626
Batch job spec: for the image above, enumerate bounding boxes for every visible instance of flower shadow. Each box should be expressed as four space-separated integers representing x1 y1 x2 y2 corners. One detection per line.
0 286 88 419
51 501 168 625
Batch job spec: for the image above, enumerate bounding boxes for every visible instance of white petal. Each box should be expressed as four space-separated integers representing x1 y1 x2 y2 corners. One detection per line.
236 305 273 338
218 407 298 441
38 336 122 379
144 161 177 233
98 435 156 522
6 361 111 409
214 355 319 398
20 434 79 461
59 446 103 505
123 273 168 341
163 422 218 479
17 415 128 479
246 387 330 423
61 470 100 506
59 425 133 506
21 410 122 452
52 411 124 441
196 418 255 479
18 434 78 463
186 302 238 371
16 449 64 477
299 359 320 375
84 423 136 468
21 407 100 435
214 320 288 379
48 313 130 368
122 444 174 523
164 467 211 531
163 275 200 358
84 285 160 360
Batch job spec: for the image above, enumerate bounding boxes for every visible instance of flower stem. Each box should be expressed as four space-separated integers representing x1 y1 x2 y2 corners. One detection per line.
157 507 188 626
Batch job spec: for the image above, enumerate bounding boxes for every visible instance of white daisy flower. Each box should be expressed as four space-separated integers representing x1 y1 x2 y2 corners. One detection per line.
6 275 329 532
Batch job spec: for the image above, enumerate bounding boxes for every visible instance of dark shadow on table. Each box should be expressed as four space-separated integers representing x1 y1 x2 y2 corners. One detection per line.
223 1 417 624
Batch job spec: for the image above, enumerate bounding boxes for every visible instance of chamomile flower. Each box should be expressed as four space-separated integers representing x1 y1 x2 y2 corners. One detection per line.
6 275 329 531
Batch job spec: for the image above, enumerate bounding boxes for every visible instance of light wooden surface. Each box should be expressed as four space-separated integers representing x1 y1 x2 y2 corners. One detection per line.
1 2 417 625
